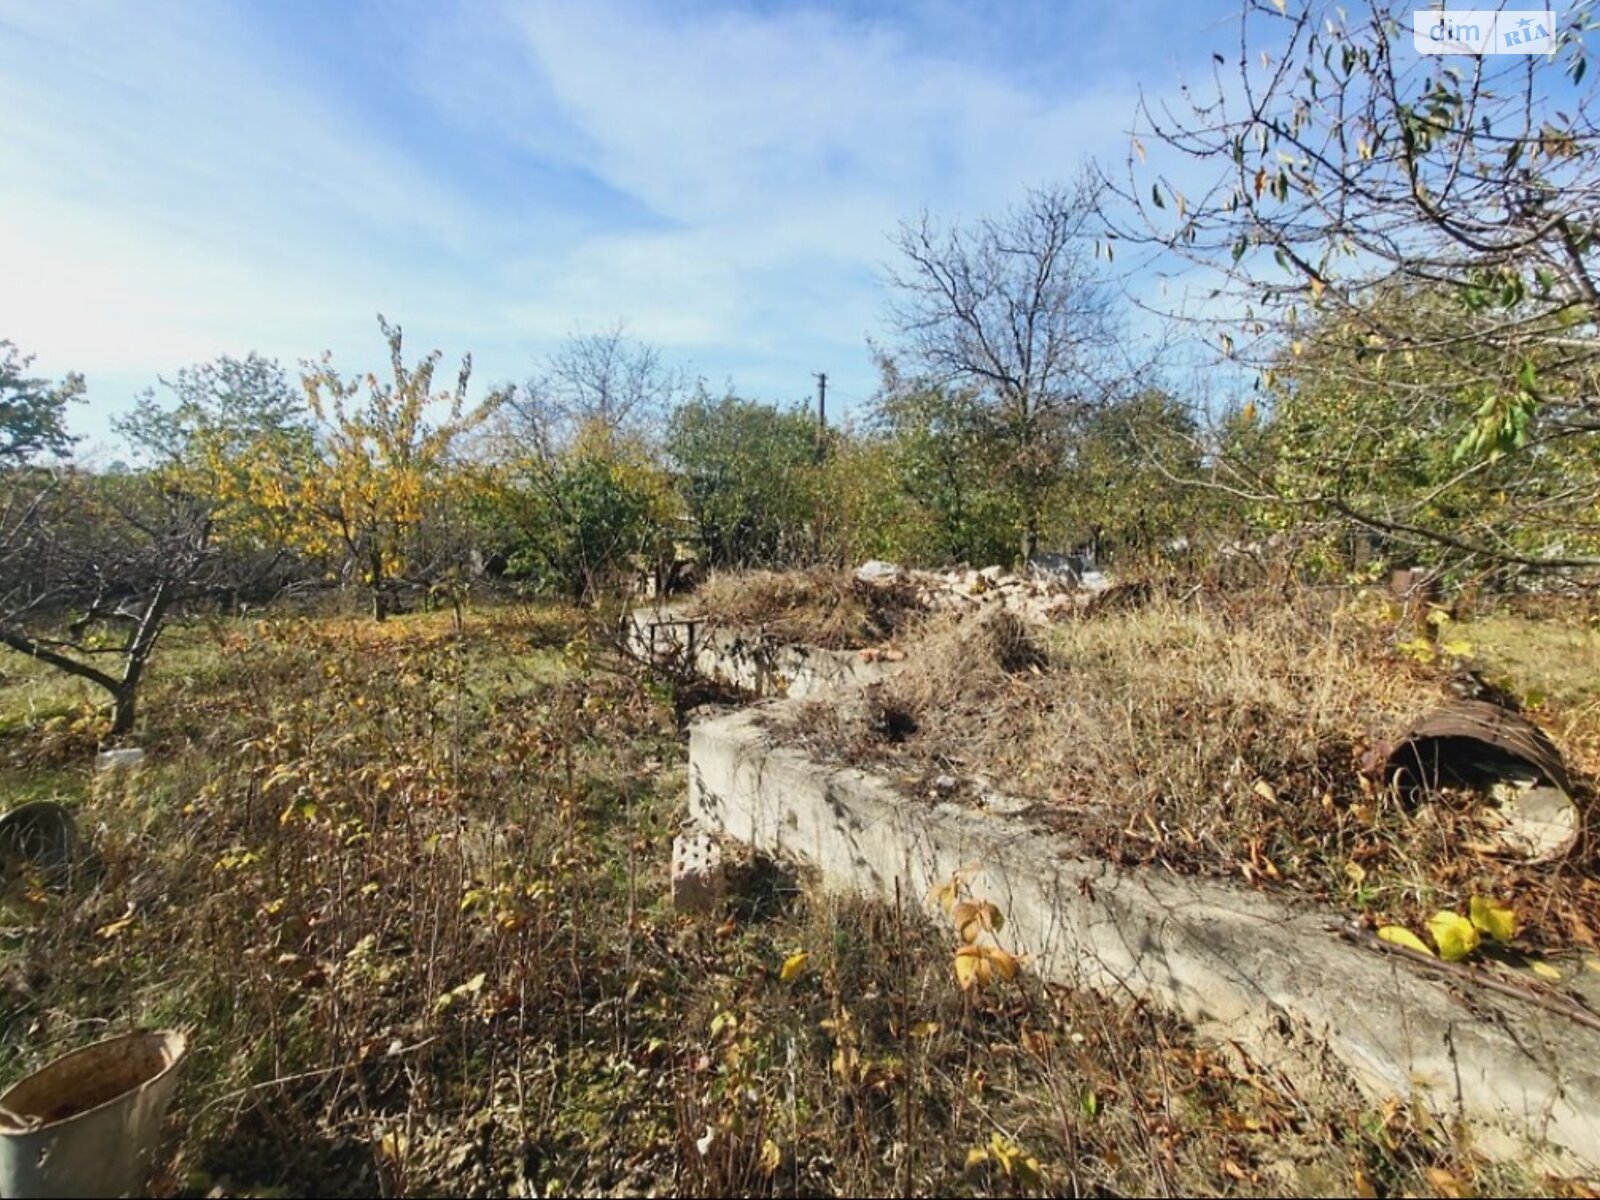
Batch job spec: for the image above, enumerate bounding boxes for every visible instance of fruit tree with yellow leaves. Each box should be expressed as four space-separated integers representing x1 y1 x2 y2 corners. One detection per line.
298 316 504 619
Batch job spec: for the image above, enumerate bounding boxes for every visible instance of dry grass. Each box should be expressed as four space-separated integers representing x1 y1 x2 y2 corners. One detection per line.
0 601 1591 1196
787 588 1600 949
691 569 926 650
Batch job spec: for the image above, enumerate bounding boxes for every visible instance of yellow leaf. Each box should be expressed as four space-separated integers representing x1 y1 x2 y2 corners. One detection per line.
1344 860 1367 887
1428 911 1481 962
952 899 1003 943
954 945 986 991
379 1131 408 1162
759 1138 782 1176
779 952 809 983
1271 0 1286 12
1528 960 1563 981
910 1021 940 1039
930 878 961 915
1253 779 1277 802
964 1147 990 1171
985 945 1020 982
1377 926 1434 956
94 903 137 940
1468 896 1516 944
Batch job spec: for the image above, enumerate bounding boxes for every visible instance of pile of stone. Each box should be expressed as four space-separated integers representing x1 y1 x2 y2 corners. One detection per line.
853 559 1113 627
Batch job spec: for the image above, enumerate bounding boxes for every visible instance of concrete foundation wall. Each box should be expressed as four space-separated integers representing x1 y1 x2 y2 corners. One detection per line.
690 704 1600 1170
631 610 893 700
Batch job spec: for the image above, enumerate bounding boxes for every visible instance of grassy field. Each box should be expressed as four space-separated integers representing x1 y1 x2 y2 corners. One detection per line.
0 600 1592 1196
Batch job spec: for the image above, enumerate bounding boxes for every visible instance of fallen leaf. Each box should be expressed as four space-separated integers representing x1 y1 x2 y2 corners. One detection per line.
779 952 809 983
1469 896 1516 943
1378 926 1434 956
1428 911 1481 962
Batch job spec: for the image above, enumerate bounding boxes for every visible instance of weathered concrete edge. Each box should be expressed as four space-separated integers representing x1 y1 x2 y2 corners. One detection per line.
689 704 1600 1171
629 609 894 700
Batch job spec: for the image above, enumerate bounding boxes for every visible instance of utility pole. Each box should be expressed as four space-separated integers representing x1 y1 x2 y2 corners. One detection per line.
813 371 828 463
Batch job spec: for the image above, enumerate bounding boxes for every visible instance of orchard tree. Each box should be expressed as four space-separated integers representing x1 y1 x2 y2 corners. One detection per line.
885 176 1128 561
870 358 1018 566
1105 0 1600 572
497 421 676 600
299 317 504 619
506 323 684 454
1 339 83 464
666 389 819 568
0 470 215 735
1048 389 1213 564
115 353 315 582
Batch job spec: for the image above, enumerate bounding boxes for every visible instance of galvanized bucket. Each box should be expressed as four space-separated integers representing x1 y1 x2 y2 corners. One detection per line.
0 1030 186 1198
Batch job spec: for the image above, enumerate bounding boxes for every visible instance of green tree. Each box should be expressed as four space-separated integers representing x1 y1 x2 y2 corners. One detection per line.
114 353 315 583
490 422 675 600
1109 0 1600 571
0 339 83 465
1047 390 1211 565
871 365 1018 566
1250 285 1596 574
666 390 819 568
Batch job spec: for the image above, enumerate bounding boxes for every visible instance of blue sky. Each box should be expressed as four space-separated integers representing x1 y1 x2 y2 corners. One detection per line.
0 0 1245 451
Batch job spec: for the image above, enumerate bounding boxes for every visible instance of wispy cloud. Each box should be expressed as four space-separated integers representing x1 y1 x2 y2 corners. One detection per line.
0 0 1228 442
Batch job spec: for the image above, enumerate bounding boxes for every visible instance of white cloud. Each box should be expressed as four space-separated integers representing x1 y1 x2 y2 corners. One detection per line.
0 0 1192 437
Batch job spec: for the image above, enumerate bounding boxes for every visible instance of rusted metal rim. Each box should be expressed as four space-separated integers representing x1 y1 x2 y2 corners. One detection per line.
1386 700 1582 861
1385 699 1575 799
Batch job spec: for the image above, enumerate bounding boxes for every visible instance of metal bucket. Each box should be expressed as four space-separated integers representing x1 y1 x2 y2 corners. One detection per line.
0 1030 186 1198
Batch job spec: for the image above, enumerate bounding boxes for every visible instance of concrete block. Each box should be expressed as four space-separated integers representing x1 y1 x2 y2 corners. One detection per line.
671 832 724 916
689 704 1600 1171
95 748 146 772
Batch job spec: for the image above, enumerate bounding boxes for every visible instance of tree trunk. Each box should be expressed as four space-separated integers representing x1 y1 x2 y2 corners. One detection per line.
110 686 137 736
370 552 388 622
1020 517 1039 566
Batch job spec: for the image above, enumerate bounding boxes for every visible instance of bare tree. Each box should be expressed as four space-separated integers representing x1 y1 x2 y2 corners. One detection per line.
506 323 684 456
884 175 1125 560
1101 0 1600 571
0 470 215 735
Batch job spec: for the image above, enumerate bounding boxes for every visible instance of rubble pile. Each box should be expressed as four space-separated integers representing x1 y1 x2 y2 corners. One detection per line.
853 559 1113 628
